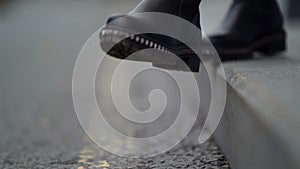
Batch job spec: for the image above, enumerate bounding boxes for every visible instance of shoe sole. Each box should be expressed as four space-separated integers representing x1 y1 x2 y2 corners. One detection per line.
99 27 201 72
217 33 286 60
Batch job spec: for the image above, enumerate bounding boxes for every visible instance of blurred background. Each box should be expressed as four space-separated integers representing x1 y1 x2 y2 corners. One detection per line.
0 0 299 168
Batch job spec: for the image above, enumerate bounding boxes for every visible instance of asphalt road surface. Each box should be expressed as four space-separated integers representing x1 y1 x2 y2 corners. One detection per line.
0 96 230 169
0 0 231 168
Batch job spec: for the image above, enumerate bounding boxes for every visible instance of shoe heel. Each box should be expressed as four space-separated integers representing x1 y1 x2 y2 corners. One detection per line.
256 37 286 56
152 54 200 72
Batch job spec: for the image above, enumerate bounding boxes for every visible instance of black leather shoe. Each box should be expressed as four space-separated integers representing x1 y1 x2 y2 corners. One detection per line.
100 0 202 72
208 0 286 60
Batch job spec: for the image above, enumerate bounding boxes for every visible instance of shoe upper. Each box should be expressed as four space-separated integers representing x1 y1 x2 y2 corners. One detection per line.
209 0 285 48
102 0 202 49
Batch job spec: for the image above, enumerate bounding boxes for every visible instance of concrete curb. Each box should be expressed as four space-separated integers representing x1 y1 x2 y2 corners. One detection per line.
214 57 300 169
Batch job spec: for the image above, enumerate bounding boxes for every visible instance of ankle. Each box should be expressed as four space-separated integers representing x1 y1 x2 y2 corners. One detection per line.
178 0 201 23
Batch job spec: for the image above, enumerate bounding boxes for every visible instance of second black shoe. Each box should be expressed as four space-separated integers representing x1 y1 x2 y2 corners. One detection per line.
208 0 286 60
99 0 202 72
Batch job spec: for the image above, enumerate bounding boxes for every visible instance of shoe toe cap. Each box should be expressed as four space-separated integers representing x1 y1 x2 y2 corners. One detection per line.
106 14 126 24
